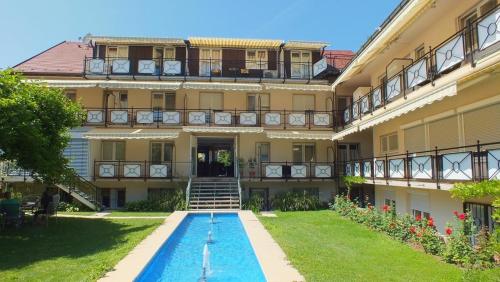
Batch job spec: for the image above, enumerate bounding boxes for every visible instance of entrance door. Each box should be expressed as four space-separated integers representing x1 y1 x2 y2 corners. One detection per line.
197 138 234 177
291 51 311 79
200 49 222 76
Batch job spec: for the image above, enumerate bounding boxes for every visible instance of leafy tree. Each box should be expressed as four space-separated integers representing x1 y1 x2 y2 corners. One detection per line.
342 175 366 197
0 70 84 184
451 180 500 222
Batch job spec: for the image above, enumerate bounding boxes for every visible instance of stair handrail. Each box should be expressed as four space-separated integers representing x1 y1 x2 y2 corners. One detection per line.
185 176 192 210
65 173 102 211
237 176 242 209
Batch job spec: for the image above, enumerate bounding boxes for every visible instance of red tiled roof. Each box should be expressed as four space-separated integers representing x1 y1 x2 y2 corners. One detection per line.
323 50 355 70
14 41 92 75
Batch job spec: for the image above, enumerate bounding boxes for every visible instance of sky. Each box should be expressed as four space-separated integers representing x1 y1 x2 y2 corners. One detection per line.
0 0 401 69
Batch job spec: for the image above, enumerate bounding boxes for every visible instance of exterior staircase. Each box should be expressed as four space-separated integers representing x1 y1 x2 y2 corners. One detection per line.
188 178 240 210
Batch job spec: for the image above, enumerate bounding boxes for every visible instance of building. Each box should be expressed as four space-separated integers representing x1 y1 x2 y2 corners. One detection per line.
3 0 499 233
334 0 499 232
8 35 357 210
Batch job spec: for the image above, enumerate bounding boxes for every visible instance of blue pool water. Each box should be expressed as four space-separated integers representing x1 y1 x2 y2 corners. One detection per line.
136 213 266 282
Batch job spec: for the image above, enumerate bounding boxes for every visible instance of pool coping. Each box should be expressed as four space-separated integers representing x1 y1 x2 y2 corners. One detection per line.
239 210 305 282
99 210 304 282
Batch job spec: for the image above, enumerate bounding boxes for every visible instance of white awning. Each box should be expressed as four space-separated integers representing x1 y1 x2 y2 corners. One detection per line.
263 83 331 92
182 82 262 91
27 79 98 88
83 129 180 140
331 81 457 140
97 81 181 90
266 131 333 140
182 126 264 133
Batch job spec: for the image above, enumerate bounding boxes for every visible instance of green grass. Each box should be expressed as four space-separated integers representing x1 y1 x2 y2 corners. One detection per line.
0 217 163 281
104 211 170 217
259 210 500 282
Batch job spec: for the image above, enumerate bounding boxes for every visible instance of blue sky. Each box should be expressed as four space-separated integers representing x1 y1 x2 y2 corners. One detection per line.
0 0 400 69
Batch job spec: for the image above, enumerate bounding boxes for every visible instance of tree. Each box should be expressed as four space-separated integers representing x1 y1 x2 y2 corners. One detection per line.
0 70 85 184
342 175 366 198
451 180 500 223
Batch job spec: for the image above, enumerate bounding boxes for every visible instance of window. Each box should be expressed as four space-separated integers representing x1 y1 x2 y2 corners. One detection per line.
415 45 426 60
256 143 270 162
247 93 270 111
104 90 128 109
200 49 222 76
107 46 128 58
102 141 125 161
65 91 76 102
246 50 268 70
292 144 315 163
152 92 176 110
412 209 431 220
150 142 174 163
465 202 495 231
380 132 398 153
290 51 312 78
338 143 359 162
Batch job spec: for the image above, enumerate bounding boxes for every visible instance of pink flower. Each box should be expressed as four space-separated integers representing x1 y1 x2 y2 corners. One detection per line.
458 213 466 221
382 205 390 212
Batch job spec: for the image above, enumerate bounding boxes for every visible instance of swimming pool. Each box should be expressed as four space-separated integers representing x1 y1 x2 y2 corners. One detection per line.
136 213 266 282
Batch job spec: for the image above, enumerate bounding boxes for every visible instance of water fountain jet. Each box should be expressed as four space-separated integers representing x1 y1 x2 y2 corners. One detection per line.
200 243 210 281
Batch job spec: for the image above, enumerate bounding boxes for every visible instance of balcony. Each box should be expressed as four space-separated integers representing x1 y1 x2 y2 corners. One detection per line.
93 160 335 181
85 108 338 131
343 141 500 190
343 5 500 125
83 57 331 82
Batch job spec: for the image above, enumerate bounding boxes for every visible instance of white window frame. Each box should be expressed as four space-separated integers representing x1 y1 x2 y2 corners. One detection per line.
380 132 399 154
290 50 312 79
246 50 268 70
292 143 316 163
101 141 126 161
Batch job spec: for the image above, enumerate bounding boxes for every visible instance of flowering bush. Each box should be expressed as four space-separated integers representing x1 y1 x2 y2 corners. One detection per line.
330 196 498 269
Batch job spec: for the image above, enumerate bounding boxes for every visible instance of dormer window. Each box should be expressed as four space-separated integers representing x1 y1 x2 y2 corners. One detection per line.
246 50 268 70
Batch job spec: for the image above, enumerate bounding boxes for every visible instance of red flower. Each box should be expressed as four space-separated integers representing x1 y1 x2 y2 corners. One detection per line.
458 213 466 221
382 205 390 212
427 218 434 227
415 215 422 221
453 210 458 216
445 227 453 235
409 226 416 234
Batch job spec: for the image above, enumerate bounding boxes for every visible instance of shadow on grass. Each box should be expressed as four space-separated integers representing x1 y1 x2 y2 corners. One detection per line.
0 217 158 271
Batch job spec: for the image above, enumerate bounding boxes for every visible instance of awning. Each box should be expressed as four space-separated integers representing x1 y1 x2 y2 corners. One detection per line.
266 131 333 140
189 37 282 49
83 129 180 140
264 83 331 92
88 36 185 45
182 82 262 91
182 126 264 133
283 41 328 50
331 81 457 140
27 79 98 88
97 81 181 90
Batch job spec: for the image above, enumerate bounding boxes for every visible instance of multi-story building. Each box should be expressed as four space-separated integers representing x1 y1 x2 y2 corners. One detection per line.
7 35 356 210
3 0 499 233
335 0 499 232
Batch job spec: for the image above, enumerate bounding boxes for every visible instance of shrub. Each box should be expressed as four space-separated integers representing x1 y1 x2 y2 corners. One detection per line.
243 194 264 213
125 188 185 212
57 201 80 212
271 191 321 211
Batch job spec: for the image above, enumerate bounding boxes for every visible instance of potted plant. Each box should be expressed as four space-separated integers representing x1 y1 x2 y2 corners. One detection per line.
217 150 232 176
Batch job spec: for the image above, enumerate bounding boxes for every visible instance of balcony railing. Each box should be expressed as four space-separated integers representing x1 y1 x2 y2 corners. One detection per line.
343 5 500 125
84 57 327 81
85 108 338 130
93 160 335 180
342 141 500 188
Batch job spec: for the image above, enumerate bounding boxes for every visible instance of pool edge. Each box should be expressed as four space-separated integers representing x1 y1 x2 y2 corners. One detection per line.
99 211 188 282
238 210 305 282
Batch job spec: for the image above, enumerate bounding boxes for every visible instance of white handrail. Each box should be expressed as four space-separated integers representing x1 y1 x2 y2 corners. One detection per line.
185 176 192 210
237 176 242 209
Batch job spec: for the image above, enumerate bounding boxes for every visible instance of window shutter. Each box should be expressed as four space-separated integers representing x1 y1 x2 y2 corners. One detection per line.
463 103 500 145
404 125 426 152
429 116 459 149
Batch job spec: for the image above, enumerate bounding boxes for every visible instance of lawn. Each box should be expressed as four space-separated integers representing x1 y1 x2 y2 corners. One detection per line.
259 210 500 282
0 217 163 281
57 211 97 216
